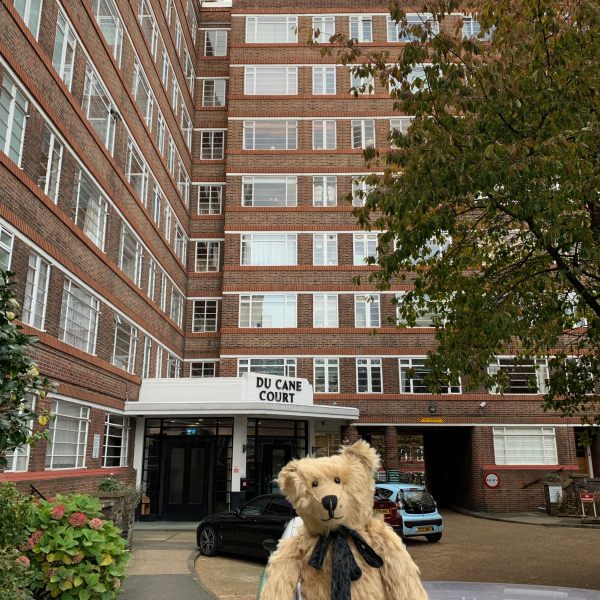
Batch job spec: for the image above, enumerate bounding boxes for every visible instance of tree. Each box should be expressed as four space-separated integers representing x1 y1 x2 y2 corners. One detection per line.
324 0 600 429
0 271 52 469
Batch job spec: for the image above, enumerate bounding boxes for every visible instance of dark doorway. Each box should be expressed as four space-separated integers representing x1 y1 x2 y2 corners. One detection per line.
164 440 212 520
258 442 292 495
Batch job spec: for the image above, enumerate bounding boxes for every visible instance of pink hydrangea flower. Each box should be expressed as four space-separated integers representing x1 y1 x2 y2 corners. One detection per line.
72 552 84 564
16 555 30 568
89 518 104 530
51 504 66 520
68 512 87 528
28 530 44 549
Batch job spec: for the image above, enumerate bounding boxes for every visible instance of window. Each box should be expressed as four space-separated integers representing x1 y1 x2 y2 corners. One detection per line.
156 113 166 154
159 272 167 311
239 294 297 328
177 162 190 205
59 280 99 353
0 225 14 270
198 185 223 214
126 140 149 204
488 357 549 394
0 73 29 166
246 15 297 43
205 29 228 56
132 61 154 128
243 120 297 150
184 50 195 93
244 67 297 95
312 16 335 43
313 294 338 328
350 72 375 95
462 15 492 40
147 258 156 300
171 79 179 114
389 117 412 147
241 234 297 266
13 0 43 38
493 427 558 465
73 169 108 249
139 0 159 58
22 252 50 330
352 177 375 206
353 233 378 265
313 233 337 265
313 120 336 150
386 13 438 42
399 357 461 394
349 15 372 42
119 224 143 285
151 183 163 225
238 358 296 377
200 130 225 159
190 361 216 377
242 176 297 207
313 176 337 207
3 396 35 471
38 125 63 202
82 66 116 153
356 358 382 393
167 137 175 175
92 0 123 66
314 358 339 392
396 292 440 327
175 19 182 54
195 240 220 272
355 294 380 328
312 66 336 95
170 288 184 327
161 49 171 88
112 315 137 372
203 79 226 107
163 204 173 240
352 119 375 149
155 346 163 377
193 299 218 332
103 415 130 467
52 9 77 91
141 336 152 378
45 400 89 469
173 223 187 263
407 65 429 92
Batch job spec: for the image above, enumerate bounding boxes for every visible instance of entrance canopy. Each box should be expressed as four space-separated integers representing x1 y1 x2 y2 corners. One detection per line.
125 373 359 421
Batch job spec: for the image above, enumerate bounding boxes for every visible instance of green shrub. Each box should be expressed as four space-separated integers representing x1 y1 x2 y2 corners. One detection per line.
97 477 121 493
0 546 35 600
26 494 130 599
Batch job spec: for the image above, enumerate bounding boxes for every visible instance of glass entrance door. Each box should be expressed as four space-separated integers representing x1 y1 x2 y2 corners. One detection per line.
164 440 211 520
259 443 292 495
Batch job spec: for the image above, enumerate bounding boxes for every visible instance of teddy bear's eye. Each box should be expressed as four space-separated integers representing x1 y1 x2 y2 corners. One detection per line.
311 480 319 488
334 477 341 484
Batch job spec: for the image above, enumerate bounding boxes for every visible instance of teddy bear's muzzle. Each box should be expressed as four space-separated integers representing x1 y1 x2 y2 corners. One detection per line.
321 494 338 519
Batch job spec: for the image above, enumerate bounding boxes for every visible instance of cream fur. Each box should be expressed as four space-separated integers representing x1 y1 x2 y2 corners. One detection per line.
260 440 428 600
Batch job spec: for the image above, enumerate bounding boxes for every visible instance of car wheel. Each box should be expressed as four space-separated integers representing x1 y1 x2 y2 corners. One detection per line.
426 532 442 543
198 526 219 556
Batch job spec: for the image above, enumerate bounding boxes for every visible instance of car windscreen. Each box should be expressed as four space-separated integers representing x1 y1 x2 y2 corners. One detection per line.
374 488 395 501
399 489 436 514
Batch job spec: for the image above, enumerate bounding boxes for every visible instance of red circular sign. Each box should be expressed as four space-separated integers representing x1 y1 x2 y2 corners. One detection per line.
485 473 500 488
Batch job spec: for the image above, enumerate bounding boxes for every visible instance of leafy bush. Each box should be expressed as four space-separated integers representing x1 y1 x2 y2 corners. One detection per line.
97 477 121 493
97 477 141 512
558 490 600 516
0 547 35 600
26 494 130 599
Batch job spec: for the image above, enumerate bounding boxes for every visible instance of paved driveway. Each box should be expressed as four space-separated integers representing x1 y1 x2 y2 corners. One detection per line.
195 511 600 600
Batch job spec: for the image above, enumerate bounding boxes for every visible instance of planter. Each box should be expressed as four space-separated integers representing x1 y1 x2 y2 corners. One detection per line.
96 491 135 549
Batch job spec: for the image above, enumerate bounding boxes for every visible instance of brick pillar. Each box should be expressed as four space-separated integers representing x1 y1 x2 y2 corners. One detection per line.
340 425 360 446
384 426 399 471
591 436 600 479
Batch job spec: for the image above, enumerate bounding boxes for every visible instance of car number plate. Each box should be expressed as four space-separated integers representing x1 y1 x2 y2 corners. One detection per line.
416 526 433 533
373 508 389 515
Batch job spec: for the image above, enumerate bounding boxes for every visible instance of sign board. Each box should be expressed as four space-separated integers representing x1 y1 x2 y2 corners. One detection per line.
376 468 387 483
246 374 312 406
417 417 446 423
580 492 595 503
484 473 500 489
548 485 563 503
92 433 101 459
387 469 401 483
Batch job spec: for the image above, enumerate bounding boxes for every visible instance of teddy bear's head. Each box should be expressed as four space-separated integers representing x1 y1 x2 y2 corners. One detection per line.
278 440 380 535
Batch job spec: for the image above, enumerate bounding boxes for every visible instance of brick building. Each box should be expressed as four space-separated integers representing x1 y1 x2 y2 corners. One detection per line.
1 0 598 517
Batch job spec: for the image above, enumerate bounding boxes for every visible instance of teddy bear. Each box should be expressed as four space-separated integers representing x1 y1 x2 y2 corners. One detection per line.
259 440 429 600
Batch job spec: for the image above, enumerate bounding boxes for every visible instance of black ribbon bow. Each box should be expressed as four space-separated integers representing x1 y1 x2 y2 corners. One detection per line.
308 525 384 600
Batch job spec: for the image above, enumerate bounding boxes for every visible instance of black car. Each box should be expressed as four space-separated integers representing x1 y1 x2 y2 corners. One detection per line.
196 493 295 558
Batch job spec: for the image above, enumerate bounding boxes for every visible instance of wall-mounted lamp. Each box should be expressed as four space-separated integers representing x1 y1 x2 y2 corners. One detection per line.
478 401 487 409
428 403 437 414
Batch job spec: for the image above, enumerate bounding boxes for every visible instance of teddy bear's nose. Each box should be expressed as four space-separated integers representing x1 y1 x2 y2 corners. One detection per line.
321 495 338 517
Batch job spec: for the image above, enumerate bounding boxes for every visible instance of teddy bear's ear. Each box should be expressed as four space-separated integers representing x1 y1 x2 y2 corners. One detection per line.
277 460 305 498
341 440 381 475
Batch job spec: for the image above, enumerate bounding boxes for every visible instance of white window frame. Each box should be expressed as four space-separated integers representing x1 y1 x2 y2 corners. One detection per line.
312 65 336 95
119 223 143 286
488 357 549 395
59 279 100 354
103 414 130 467
195 240 221 272
52 9 77 91
132 60 154 129
0 73 29 167
190 361 217 377
244 66 298 95
313 176 337 207
353 233 378 265
156 346 163 377
238 357 296 378
112 315 138 373
159 272 167 311
200 130 225 160
349 15 372 42
243 120 297 151
204 29 228 56
141 335 152 378
351 119 375 149
313 233 338 265
396 292 440 327
126 139 149 205
45 399 90 469
0 225 15 270
386 13 439 42
242 176 297 207
245 15 298 43
493 427 558 465
170 288 184 327
239 294 297 328
356 358 383 393
355 294 381 328
312 16 335 43
14 0 43 39
38 125 64 202
241 233 297 266
312 119 337 150
314 358 339 393
22 252 50 331
197 184 223 214
202 79 227 107
193 299 219 332
462 15 492 40
92 0 124 67
313 294 339 328
350 71 375 95
399 357 462 394
82 65 116 154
